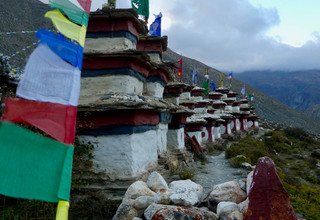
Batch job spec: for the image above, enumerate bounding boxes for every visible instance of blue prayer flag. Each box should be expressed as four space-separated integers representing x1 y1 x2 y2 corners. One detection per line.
211 80 216 91
241 85 246 96
36 29 84 69
228 72 233 79
191 67 198 85
149 13 162 37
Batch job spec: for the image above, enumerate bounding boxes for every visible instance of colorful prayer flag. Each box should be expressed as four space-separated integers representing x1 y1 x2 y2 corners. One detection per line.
16 44 81 106
149 13 162 36
191 67 197 85
0 121 74 202
37 29 84 69
49 0 89 27
45 9 87 47
241 85 246 96
75 0 92 13
211 80 216 91
202 79 209 96
132 0 149 19
2 98 77 144
178 56 182 78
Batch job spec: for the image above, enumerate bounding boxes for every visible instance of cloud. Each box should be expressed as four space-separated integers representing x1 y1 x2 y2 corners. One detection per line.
91 0 320 72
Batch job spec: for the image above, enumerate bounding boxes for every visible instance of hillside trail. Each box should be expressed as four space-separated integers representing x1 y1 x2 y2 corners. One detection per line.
191 129 268 196
192 152 248 196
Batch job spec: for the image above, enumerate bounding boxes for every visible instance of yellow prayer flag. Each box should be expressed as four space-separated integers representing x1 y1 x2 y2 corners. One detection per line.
45 9 86 47
56 200 70 220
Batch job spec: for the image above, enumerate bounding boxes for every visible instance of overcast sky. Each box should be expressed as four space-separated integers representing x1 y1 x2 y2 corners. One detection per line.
44 0 320 72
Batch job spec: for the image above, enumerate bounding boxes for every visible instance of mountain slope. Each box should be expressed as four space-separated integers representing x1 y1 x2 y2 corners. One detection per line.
0 0 50 68
163 49 320 134
236 70 320 112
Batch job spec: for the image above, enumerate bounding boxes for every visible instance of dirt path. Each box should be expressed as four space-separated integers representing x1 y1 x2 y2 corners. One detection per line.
193 152 249 196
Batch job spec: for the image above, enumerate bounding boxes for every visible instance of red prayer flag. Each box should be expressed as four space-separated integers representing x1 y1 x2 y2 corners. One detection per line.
77 0 92 13
178 57 182 77
2 98 77 144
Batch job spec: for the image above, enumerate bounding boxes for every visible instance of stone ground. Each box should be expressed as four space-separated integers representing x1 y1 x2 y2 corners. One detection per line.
193 152 249 196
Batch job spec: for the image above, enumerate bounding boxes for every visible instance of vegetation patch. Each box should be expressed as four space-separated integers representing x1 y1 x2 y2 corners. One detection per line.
228 128 320 219
225 137 269 165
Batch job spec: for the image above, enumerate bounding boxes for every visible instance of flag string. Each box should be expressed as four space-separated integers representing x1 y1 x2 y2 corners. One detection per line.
0 30 37 35
0 30 54 36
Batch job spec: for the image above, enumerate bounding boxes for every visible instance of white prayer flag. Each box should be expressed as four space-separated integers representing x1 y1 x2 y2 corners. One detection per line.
17 44 81 106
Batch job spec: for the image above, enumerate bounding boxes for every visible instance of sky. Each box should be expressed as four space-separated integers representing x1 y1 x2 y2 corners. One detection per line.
42 0 320 72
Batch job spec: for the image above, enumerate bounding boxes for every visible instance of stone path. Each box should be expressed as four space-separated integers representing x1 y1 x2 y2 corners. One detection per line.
193 152 249 196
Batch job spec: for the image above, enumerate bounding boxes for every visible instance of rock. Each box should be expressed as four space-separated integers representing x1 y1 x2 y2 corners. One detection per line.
244 157 297 220
144 203 218 220
311 149 320 158
124 181 155 200
241 162 255 170
154 190 171 205
133 195 155 210
246 171 254 194
238 179 246 192
209 180 247 204
146 171 169 192
113 199 138 220
217 201 240 219
169 179 203 206
238 198 249 213
227 211 243 220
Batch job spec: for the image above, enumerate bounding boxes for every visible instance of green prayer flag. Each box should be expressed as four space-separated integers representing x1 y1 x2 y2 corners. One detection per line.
202 80 209 96
131 0 149 19
0 122 74 202
50 0 89 27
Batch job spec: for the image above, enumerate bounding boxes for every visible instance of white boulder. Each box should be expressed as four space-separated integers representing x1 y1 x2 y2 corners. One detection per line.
146 171 169 192
169 179 204 206
209 180 247 204
124 181 155 200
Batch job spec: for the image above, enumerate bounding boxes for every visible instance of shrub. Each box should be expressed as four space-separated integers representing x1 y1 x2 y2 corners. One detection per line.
225 137 269 165
284 127 313 143
229 155 250 168
178 164 195 180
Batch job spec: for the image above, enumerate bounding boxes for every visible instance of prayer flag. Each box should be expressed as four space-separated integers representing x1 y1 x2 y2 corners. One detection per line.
75 0 92 13
211 80 216 91
2 98 77 144
149 13 162 36
249 94 254 101
241 85 246 96
202 79 209 96
49 0 89 27
132 0 149 19
37 29 84 69
228 72 233 79
0 121 74 202
45 9 87 47
16 44 81 106
178 56 182 78
191 67 197 85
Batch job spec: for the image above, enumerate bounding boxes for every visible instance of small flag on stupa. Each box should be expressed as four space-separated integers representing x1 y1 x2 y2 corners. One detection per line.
149 13 162 36
241 85 246 96
211 80 216 91
191 67 198 85
132 0 149 20
178 56 183 78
